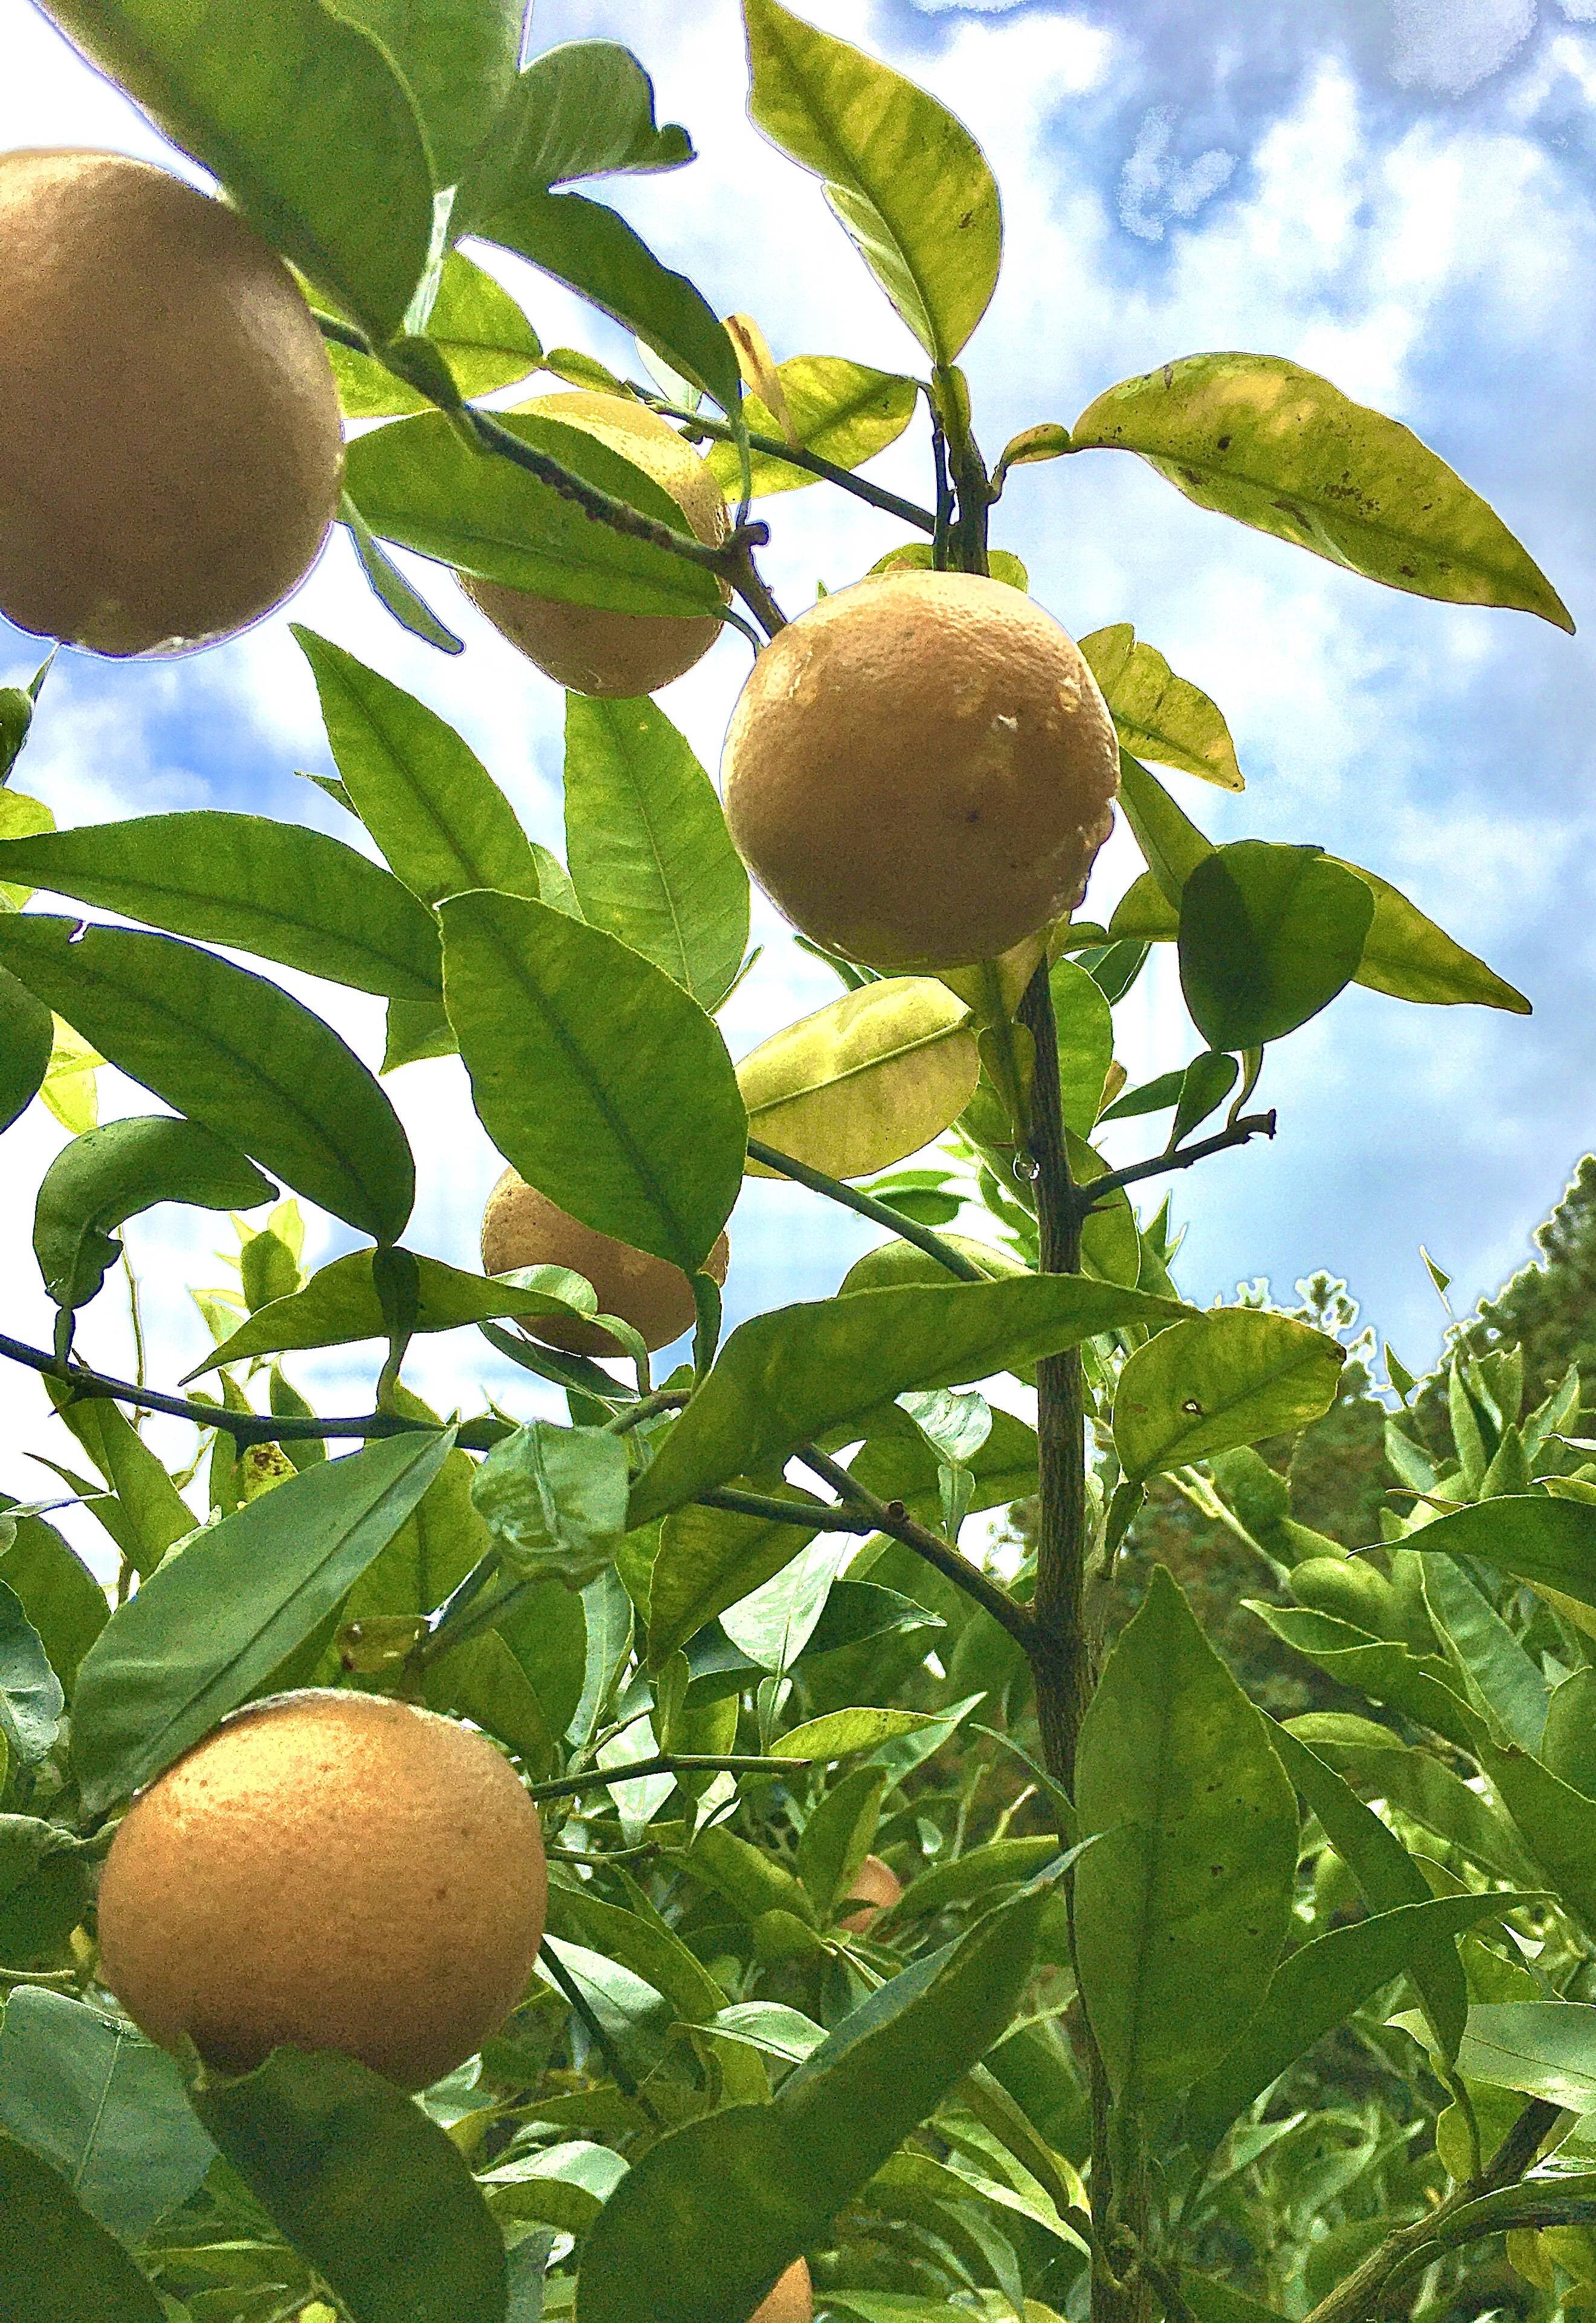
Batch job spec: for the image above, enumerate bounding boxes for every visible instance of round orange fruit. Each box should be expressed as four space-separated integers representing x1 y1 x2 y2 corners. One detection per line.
482 1170 729 1356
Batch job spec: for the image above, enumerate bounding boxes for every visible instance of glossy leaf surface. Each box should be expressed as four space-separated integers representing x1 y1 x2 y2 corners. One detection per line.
329 248 542 416
0 2128 163 2323
1074 1568 1298 2106
346 408 725 613
0 814 443 1000
631 1277 1186 1522
72 1430 454 1814
1079 623 1243 790
706 356 918 498
441 888 747 1271
462 39 692 216
741 979 978 1182
564 694 748 1010
1072 352 1572 629
1113 1309 1345 1481
1178 842 1374 1051
742 0 1002 367
191 2047 506 2323
0 965 52 1135
34 1115 273 1314
0 917 414 1244
36 0 433 341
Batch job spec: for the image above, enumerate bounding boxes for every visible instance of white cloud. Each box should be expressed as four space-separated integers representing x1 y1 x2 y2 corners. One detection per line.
1390 0 1539 97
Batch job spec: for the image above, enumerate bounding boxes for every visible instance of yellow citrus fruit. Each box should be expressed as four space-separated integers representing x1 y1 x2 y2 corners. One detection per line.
460 390 728 695
97 1690 547 2092
753 2260 813 2323
0 150 343 656
722 569 1120 970
482 1168 730 1355
838 1853 904 1934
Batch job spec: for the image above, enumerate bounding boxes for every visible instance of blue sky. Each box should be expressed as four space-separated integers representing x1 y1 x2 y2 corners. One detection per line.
2 0 1595 1498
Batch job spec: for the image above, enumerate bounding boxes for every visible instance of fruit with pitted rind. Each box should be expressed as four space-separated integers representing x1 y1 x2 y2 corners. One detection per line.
460 389 728 695
752 2260 813 2323
722 569 1119 970
97 1690 547 2092
0 150 343 655
838 1852 904 1933
481 1167 730 1355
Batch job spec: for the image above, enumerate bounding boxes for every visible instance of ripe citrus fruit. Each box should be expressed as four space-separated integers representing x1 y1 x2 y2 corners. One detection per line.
0 150 343 656
838 1853 904 1933
482 1169 729 1355
97 1690 547 2092
753 2260 813 2323
722 569 1120 970
460 390 727 695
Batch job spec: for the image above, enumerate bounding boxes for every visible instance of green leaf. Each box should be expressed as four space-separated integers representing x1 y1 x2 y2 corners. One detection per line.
0 1815 90 1967
183 1246 597 1377
1404 1495 1596 1614
779 1708 939 1760
472 1422 633 1587
339 491 466 654
1112 756 1529 1014
741 979 978 1182
1079 624 1243 791
35 0 433 343
564 694 748 1010
706 356 918 499
1113 1308 1345 1481
1267 1721 1470 2062
1345 861 1531 1013
345 407 725 613
0 814 444 1001
1182 1893 1532 2157
481 2139 626 2233
1247 1602 1484 1752
1071 353 1572 630
797 1767 887 1918
0 964 52 1133
474 188 739 413
1049 958 1115 1138
648 1490 823 1669
440 888 747 1271
0 1988 215 2242
329 250 541 416
189 2046 505 2323
741 0 1002 369
1074 1568 1297 2107
547 1883 724 2026
0 2127 164 2322
889 1837 1063 1924
292 627 556 910
331 0 524 191
42 1395 192 1581
1285 1719 1540 1887
34 1115 273 1315
0 1580 63 1765
574 1887 1044 2323
462 40 693 218
1179 842 1374 1051
1474 1741 1596 1939
1421 1552 1548 1750
71 1430 454 1816
629 1276 1186 1524
0 917 414 1245
1426 2003 1596 2112
0 1503 107 1693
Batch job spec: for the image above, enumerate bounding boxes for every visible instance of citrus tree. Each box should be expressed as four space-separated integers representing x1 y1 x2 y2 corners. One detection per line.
0 5 1591 2322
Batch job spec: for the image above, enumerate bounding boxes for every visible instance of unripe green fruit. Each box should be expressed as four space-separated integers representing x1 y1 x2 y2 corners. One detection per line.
1289 1555 1397 1635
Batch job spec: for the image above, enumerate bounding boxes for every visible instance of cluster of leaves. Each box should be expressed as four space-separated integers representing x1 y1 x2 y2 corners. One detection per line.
0 2 1588 2322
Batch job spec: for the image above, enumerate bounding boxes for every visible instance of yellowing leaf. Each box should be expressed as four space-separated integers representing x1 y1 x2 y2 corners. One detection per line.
1080 623 1243 791
740 978 978 1182
707 356 918 501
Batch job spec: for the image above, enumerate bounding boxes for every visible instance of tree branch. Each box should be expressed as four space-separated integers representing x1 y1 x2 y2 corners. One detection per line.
795 1443 1036 1651
745 1136 987 1281
524 1753 808 1805
648 396 938 535
0 1330 506 1452
1083 1113 1276 1211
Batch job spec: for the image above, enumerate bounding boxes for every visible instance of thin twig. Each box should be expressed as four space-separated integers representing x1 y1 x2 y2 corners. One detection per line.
538 1940 661 2122
796 1443 1035 1651
646 396 938 534
1083 1113 1276 1210
525 1753 808 1803
746 1137 986 1281
604 1389 692 1437
0 1330 507 1452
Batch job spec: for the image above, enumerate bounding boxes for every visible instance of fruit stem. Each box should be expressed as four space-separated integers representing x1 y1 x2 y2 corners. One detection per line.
745 1137 988 1281
933 365 992 578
